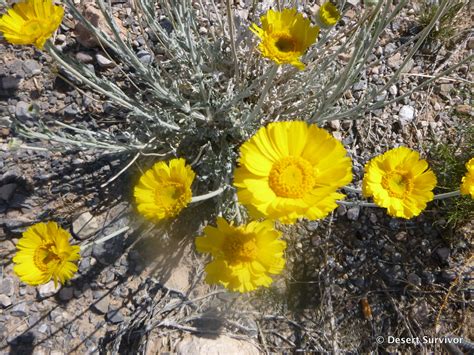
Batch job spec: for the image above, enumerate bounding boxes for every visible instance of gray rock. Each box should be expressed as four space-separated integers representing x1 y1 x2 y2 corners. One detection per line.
440 270 457 283
0 294 12 308
422 271 435 284
106 308 124 324
0 277 14 296
387 52 402 68
0 183 17 202
75 52 94 63
22 60 42 76
407 273 422 287
15 101 33 121
306 221 319 232
11 302 27 317
96 54 114 68
92 297 109 314
352 81 367 91
436 247 450 262
37 281 60 299
389 84 398 96
72 212 100 240
64 105 79 116
0 76 21 93
137 50 153 65
399 105 415 124
347 206 360 221
59 287 74 301
0 116 12 128
37 323 49 334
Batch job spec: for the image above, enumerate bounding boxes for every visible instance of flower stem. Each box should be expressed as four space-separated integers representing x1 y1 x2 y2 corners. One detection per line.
343 186 362 194
226 0 239 82
433 190 461 200
80 226 130 251
336 200 377 207
246 64 278 124
191 187 226 203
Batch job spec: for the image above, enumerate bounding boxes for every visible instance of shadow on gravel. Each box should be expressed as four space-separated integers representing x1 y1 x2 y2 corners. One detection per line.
8 332 35 355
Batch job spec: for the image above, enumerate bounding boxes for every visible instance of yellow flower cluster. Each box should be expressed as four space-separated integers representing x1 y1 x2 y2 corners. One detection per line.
6 2 473 297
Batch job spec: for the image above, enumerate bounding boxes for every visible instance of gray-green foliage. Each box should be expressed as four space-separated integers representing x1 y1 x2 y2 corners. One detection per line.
17 0 472 203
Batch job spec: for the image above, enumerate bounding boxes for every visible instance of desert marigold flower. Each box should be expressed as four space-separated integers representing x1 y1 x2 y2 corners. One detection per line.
134 158 195 220
460 157 474 198
317 2 341 28
362 147 437 219
234 121 352 224
13 222 80 286
0 0 64 49
250 9 319 70
195 217 286 293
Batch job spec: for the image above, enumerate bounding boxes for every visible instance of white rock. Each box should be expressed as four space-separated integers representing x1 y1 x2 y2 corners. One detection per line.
37 281 60 299
0 294 12 308
399 105 415 125
389 84 398 96
176 335 259 355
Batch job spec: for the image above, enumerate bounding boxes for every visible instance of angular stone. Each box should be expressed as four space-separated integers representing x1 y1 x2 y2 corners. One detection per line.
59 287 74 301
96 54 114 68
0 277 14 296
399 105 415 124
347 206 360 221
0 294 12 308
22 60 42 76
37 281 60 299
106 308 124 324
92 296 109 314
72 212 100 240
74 2 127 48
11 303 27 317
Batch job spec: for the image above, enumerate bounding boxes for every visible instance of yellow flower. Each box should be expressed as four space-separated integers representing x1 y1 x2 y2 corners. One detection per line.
13 222 80 286
0 0 64 49
250 9 319 70
195 217 286 293
362 147 437 219
234 121 352 224
317 2 341 28
134 158 195 220
460 157 474 198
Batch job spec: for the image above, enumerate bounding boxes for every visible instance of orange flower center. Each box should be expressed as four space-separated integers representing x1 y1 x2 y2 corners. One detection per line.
34 243 61 272
155 181 188 215
223 232 258 264
382 171 413 198
269 156 316 198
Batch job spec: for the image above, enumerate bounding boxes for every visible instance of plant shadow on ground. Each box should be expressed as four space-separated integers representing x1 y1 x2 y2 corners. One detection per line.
251 206 472 352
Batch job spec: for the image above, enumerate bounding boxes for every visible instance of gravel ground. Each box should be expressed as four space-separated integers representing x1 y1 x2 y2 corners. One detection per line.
0 0 473 353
